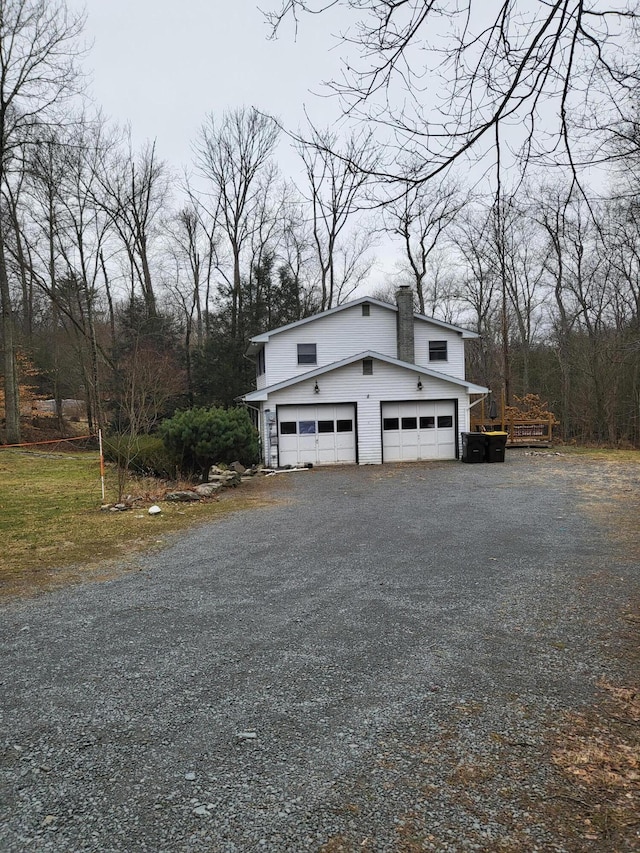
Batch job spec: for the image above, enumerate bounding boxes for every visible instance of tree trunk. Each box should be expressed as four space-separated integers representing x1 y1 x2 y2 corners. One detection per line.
47 187 64 434
0 228 20 444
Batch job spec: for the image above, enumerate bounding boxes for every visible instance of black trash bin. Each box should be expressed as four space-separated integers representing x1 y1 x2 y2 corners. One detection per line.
485 431 508 463
462 432 487 463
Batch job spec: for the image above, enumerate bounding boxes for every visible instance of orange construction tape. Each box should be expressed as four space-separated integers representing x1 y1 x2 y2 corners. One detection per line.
0 435 95 449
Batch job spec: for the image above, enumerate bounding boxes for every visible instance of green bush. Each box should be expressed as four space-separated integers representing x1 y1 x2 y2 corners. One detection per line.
159 406 259 478
103 434 176 478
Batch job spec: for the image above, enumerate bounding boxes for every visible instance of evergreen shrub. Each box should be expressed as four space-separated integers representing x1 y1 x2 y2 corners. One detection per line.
159 406 258 478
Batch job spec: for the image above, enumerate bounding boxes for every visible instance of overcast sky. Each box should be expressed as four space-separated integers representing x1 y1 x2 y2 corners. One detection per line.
73 0 344 172
70 2 615 294
68 0 401 290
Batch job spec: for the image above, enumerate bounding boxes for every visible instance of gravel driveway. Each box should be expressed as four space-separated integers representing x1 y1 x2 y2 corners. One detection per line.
1 453 638 852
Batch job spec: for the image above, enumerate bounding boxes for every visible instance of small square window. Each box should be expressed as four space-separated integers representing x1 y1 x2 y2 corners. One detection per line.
401 417 417 430
383 417 399 431
299 420 316 434
297 343 317 365
437 415 453 428
336 419 353 432
362 303 370 316
318 420 334 433
419 416 435 429
280 421 296 435
429 340 448 361
362 358 373 375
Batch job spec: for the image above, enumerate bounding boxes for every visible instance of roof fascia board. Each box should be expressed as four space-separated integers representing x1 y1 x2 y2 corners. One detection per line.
246 297 479 351
241 350 489 400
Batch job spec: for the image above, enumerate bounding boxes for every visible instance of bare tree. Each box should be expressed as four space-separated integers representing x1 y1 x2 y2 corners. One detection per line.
0 0 85 444
265 2 638 186
5 116 117 432
26 132 69 430
296 125 376 309
195 107 279 339
98 138 168 322
279 198 320 317
53 117 116 430
383 175 468 314
451 205 503 390
164 203 219 401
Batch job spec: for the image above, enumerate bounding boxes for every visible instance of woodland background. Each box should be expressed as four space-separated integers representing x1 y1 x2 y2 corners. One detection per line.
1 1 640 447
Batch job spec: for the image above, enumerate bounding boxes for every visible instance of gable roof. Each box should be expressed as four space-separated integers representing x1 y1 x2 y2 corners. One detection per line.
246 296 479 355
240 350 489 402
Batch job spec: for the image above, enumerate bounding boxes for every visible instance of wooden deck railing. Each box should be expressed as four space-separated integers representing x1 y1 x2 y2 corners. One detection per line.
506 417 554 444
470 415 555 444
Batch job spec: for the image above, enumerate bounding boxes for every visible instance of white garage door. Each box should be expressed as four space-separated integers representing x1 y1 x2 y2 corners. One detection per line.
382 401 456 461
277 404 356 467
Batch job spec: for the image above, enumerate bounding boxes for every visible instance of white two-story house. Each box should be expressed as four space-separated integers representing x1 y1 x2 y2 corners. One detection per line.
240 286 489 466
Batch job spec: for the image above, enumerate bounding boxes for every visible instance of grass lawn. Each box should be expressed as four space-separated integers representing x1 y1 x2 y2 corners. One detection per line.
1 444 637 598
0 448 273 597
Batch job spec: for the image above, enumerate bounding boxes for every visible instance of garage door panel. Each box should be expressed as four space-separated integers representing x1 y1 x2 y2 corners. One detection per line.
277 405 356 467
382 401 456 462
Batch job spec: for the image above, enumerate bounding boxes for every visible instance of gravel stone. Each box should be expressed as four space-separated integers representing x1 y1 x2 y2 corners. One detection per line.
1 454 638 851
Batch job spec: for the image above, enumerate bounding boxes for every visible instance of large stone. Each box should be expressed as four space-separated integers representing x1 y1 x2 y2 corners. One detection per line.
209 472 241 486
164 491 200 502
230 460 246 474
195 483 222 497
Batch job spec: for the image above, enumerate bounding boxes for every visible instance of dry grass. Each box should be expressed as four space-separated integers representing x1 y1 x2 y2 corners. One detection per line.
539 450 640 847
0 448 275 598
521 447 640 561
550 671 640 845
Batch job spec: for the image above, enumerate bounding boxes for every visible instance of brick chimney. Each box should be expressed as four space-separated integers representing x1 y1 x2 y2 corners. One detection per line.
396 286 415 363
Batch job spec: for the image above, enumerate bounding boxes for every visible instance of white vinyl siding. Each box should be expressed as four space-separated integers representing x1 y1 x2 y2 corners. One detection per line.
259 303 467 387
414 326 465 379
256 357 471 465
262 303 396 387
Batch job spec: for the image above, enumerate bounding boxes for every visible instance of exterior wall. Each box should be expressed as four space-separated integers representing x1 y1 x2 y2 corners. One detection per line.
261 302 396 387
257 303 468 387
256 352 266 391
414 325 466 379
256 356 472 465
457 399 471 442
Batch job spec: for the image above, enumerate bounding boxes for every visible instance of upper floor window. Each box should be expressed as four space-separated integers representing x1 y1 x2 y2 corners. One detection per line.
362 358 373 375
257 347 265 376
362 303 370 316
297 343 317 365
429 340 448 361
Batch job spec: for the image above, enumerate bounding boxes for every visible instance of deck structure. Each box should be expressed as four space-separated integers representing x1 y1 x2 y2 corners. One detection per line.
470 395 556 447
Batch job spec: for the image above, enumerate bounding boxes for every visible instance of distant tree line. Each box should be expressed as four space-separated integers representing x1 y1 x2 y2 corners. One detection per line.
1 0 639 448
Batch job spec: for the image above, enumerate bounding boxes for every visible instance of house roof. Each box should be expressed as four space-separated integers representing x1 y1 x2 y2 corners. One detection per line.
245 296 479 355
240 350 489 402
